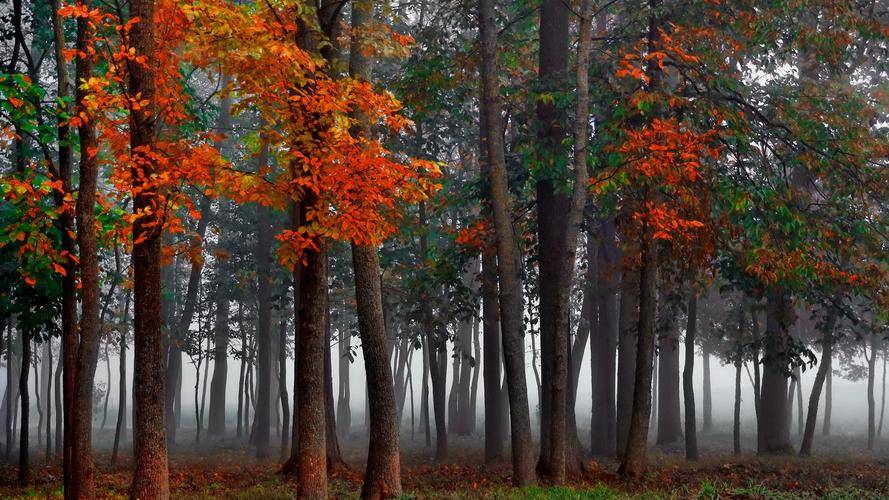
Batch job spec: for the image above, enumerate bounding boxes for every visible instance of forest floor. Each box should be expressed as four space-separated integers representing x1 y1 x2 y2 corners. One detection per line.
2 432 889 498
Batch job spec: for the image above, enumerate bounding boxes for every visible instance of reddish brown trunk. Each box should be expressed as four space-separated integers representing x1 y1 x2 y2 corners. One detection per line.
128 0 170 495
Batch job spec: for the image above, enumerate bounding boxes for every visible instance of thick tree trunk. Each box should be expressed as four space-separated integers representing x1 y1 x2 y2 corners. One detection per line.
800 311 835 456
208 292 229 436
534 0 571 478
295 204 329 497
683 293 698 460
702 347 712 432
590 219 617 457
479 0 535 484
129 0 171 493
757 290 794 455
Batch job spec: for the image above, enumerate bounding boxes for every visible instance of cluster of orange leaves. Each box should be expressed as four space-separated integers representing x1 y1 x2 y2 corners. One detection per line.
454 219 491 253
181 0 441 269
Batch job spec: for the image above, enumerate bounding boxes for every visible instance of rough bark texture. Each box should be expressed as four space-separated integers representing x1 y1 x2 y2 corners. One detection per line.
683 293 698 460
352 243 402 499
535 0 571 479
479 0 535 484
70 5 103 492
757 290 794 455
129 0 171 494
295 202 329 498
590 219 617 457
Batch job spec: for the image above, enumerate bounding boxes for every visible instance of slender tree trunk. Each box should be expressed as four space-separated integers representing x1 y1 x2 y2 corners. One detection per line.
479 0 535 483
617 215 657 477
683 293 698 460
702 347 712 432
44 342 51 461
129 0 171 493
481 249 504 462
616 269 639 457
324 316 344 470
795 365 804 437
279 294 291 461
800 311 835 456
255 204 273 458
656 283 682 447
351 239 402 498
733 351 742 455
50 0 78 484
199 335 211 442
336 327 351 439
112 292 130 464
18 330 29 484
878 349 886 439
823 367 832 436
101 344 111 431
868 334 878 451
590 219 617 457
70 7 103 490
237 322 246 440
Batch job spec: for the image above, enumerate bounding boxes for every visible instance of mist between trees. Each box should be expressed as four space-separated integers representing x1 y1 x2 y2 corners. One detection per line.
1 0 888 497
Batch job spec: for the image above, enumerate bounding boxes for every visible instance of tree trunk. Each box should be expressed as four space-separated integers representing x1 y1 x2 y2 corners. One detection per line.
101 344 111 431
324 316 345 470
617 217 657 477
294 204 329 497
208 292 229 436
481 249 504 462
279 292 291 461
44 341 51 461
656 283 682 447
702 347 712 432
757 290 794 455
800 311 835 456
129 0 171 493
479 0 536 483
590 219 617 457
878 349 886 439
733 351 742 455
823 367 832 436
112 296 129 464
254 204 273 458
50 0 78 482
683 293 698 460
794 365 804 437
351 240 402 498
336 328 351 440
868 334 878 451
616 269 639 457
70 8 103 490
18 329 29 484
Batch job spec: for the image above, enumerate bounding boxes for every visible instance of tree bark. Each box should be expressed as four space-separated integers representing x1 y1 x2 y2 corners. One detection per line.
733 351 742 455
590 219 617 457
208 290 229 436
823 367 832 436
18 329 29 484
112 290 130 464
70 7 103 490
294 200 329 497
616 269 639 457
655 282 682 447
128 0 171 493
617 216 657 477
254 202 273 458
683 293 698 460
279 291 292 461
479 0 535 484
481 249 504 462
757 290 794 455
868 334 878 451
